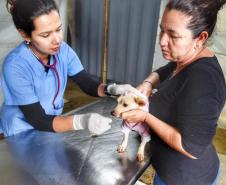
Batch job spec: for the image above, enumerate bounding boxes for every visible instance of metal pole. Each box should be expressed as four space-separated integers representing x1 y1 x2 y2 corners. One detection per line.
101 0 110 84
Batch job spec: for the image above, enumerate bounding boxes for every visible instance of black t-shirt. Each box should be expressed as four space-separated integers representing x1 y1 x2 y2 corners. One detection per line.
149 56 226 185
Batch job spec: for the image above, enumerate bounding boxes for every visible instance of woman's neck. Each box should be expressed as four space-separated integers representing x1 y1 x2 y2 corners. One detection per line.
175 47 214 74
28 44 49 65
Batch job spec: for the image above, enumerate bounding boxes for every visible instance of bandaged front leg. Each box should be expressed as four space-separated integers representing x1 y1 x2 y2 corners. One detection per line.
137 135 151 162
117 131 129 153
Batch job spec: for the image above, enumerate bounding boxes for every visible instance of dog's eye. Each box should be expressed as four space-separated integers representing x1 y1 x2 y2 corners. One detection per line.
123 103 128 107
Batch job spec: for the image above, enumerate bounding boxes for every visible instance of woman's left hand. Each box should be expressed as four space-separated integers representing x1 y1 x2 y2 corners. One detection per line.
121 109 148 123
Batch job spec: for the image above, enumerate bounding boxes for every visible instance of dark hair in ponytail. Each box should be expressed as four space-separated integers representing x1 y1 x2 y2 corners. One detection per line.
166 0 226 38
6 0 59 36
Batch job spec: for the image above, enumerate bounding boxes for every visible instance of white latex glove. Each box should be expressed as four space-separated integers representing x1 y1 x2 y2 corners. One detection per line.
73 113 112 135
107 83 141 96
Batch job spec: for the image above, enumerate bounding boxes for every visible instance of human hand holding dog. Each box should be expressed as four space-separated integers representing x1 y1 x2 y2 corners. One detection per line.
121 109 149 123
73 113 112 135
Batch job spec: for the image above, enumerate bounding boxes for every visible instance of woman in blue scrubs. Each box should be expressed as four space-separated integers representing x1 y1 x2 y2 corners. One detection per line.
0 0 136 137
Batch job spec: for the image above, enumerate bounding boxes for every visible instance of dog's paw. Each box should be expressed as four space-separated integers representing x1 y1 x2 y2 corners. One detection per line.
137 153 145 162
117 145 126 153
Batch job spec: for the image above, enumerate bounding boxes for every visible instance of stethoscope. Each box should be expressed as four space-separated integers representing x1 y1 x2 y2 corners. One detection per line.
38 56 60 109
29 46 60 109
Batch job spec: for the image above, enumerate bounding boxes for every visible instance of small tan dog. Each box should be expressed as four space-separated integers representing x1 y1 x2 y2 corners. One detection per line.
112 91 151 162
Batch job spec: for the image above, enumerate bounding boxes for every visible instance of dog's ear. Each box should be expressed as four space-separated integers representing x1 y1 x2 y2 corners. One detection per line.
134 97 146 106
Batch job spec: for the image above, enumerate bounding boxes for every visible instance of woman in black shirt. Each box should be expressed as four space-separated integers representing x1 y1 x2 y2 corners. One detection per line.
121 0 226 184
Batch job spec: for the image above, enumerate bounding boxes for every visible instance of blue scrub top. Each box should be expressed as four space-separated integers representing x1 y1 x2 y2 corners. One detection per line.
0 41 84 137
0 116 2 134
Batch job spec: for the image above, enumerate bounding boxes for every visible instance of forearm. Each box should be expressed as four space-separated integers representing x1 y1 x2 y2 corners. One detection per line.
72 71 116 97
72 70 101 97
52 115 74 132
19 102 110 134
145 113 197 159
143 72 160 88
20 102 75 132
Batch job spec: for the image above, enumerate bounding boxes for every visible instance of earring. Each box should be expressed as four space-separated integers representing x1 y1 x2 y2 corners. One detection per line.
25 40 30 45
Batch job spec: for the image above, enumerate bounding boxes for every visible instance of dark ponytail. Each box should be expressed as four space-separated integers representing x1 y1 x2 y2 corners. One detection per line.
166 0 226 38
6 0 59 36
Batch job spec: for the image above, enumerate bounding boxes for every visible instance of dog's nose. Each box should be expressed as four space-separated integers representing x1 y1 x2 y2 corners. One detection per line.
111 110 115 116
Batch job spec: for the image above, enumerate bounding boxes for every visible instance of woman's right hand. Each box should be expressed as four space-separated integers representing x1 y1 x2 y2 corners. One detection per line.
121 109 148 123
72 113 112 135
137 81 153 97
